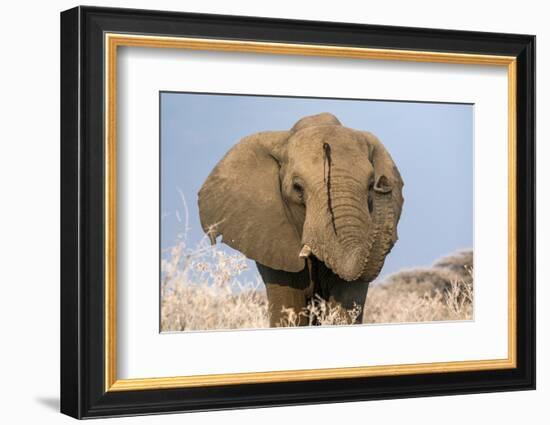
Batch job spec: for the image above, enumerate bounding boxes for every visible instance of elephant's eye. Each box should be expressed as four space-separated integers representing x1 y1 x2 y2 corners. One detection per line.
293 182 304 195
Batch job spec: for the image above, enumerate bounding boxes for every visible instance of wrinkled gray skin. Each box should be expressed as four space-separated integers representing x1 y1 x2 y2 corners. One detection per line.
198 113 404 326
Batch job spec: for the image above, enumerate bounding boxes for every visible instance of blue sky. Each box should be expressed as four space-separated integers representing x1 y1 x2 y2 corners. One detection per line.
161 92 473 283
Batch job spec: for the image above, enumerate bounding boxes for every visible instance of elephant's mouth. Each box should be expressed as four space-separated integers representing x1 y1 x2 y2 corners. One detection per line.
300 243 369 282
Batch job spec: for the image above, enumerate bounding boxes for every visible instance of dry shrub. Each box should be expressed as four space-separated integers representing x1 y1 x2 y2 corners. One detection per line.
434 249 473 279
364 278 473 323
279 296 362 327
160 234 270 331
364 250 474 324
380 250 473 295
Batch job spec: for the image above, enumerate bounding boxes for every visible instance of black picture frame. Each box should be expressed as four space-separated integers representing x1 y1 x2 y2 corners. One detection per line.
60 5 535 419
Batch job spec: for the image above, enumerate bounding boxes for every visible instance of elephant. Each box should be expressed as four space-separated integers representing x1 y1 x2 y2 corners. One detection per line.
198 113 404 327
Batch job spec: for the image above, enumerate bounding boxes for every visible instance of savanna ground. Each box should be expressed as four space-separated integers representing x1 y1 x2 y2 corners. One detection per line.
161 228 473 332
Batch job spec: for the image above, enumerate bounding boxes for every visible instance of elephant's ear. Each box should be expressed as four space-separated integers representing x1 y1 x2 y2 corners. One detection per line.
198 131 305 273
362 132 404 242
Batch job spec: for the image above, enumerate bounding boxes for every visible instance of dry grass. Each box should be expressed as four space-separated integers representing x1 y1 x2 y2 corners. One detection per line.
279 296 362 327
161 226 474 331
364 250 473 323
364 273 473 324
160 235 269 331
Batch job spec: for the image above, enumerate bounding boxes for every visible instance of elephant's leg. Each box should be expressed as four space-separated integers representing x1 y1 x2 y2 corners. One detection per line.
328 281 370 324
311 260 369 324
256 262 312 327
265 283 308 327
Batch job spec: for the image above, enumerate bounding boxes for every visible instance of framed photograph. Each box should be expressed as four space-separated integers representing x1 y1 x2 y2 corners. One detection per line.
60 6 535 419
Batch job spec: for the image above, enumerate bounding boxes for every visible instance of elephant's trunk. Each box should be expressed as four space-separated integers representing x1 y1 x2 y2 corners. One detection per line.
301 184 395 282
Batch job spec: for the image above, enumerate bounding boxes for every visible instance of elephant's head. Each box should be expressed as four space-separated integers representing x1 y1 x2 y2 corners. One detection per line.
198 113 404 282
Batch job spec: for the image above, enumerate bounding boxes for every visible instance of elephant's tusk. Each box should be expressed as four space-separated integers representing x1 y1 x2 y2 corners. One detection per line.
208 231 217 246
299 245 312 258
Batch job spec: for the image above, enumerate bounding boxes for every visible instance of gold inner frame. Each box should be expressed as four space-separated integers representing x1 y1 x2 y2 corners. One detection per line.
104 33 517 392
